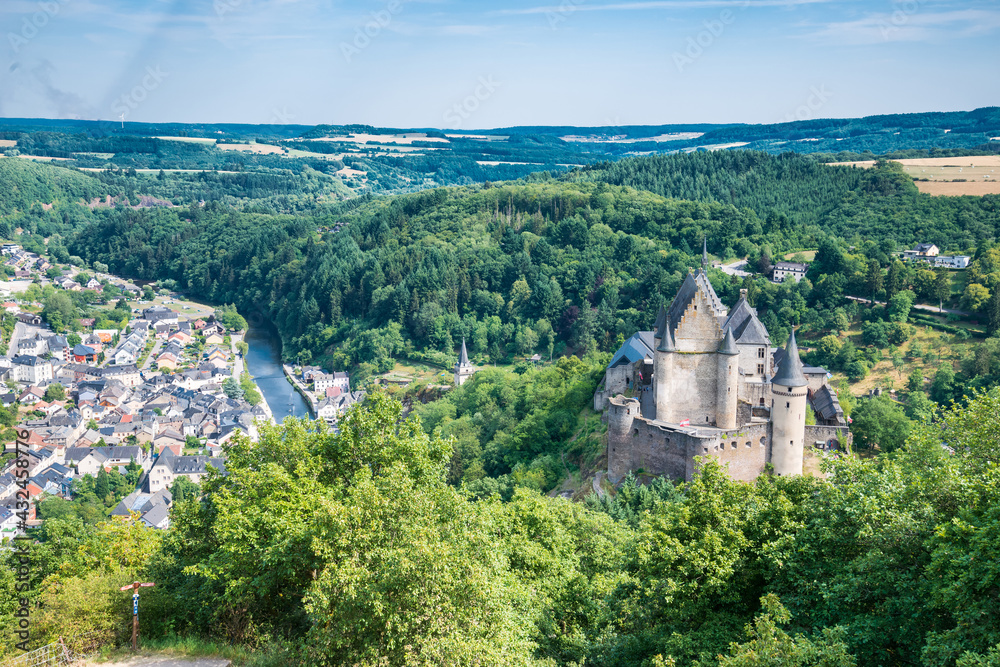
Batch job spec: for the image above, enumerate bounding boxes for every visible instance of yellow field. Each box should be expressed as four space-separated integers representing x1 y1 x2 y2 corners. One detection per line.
310 132 449 145
829 157 999 195
0 140 16 148
217 142 285 155
154 136 217 144
916 181 1000 196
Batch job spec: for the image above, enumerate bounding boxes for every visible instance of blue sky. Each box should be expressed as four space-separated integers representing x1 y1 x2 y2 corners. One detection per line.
1 0 997 128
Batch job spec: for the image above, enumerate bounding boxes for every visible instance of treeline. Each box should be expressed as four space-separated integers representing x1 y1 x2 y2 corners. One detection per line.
5 390 1000 666
574 153 1000 250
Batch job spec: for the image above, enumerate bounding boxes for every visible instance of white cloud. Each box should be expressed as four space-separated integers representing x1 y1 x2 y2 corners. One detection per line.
806 8 1000 44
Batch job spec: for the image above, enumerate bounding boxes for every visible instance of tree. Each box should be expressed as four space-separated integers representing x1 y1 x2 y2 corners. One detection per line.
989 287 1000 336
716 594 856 667
934 270 951 311
236 341 249 356
221 376 244 400
170 476 200 503
44 383 66 402
906 368 925 394
67 332 82 347
851 395 912 452
866 259 884 305
885 260 903 301
963 283 991 313
931 364 956 404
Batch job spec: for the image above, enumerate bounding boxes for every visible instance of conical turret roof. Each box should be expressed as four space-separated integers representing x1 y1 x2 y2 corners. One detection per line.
772 329 807 387
719 327 738 355
653 305 667 339
656 327 675 352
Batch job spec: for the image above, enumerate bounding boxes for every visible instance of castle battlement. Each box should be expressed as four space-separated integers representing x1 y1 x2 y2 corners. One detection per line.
602 273 851 484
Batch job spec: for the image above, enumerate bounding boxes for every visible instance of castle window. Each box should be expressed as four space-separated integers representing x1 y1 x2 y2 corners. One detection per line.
633 429 638 436
703 447 708 453
731 442 737 449
758 347 765 358
786 402 790 408
757 364 765 375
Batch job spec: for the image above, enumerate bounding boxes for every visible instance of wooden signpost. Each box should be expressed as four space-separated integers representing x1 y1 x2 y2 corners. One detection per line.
120 581 156 650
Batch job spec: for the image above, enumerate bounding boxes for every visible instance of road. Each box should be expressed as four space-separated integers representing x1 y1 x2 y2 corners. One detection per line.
719 259 752 278
140 338 164 370
6 321 44 358
845 295 971 317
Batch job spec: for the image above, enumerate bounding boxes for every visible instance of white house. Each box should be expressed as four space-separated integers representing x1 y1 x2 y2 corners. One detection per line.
772 262 809 283
12 355 53 385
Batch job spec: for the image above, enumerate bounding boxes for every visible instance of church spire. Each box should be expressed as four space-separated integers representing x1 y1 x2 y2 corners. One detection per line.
702 236 708 273
459 337 470 366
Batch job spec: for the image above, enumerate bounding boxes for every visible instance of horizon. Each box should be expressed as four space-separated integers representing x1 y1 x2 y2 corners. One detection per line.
2 0 999 128
0 105 996 133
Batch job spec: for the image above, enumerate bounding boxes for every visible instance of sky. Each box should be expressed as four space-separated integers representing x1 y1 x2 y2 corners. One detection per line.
0 0 998 129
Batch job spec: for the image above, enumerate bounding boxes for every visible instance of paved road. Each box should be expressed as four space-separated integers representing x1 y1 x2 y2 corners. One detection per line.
845 295 971 317
7 321 43 358
140 338 164 370
719 259 752 278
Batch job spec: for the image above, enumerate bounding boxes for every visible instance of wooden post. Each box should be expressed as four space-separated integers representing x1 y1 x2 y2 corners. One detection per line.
121 581 155 652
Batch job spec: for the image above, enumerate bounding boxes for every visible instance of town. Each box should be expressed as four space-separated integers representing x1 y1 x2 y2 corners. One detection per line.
0 240 359 539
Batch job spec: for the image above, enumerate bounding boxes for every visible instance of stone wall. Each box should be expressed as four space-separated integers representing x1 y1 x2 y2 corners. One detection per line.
804 424 851 450
663 352 719 426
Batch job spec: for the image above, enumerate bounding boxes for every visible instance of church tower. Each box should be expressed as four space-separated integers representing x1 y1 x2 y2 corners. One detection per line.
454 338 475 386
770 329 808 476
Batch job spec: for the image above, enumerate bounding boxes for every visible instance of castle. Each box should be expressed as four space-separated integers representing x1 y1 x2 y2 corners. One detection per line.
597 246 850 484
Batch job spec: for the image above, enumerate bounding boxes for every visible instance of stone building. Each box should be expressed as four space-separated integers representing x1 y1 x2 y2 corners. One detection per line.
454 338 475 386
599 254 850 484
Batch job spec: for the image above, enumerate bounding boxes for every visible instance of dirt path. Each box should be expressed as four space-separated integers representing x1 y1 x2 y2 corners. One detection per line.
85 658 230 667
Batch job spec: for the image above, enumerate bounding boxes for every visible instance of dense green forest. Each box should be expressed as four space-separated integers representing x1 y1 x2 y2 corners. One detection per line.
7 137 1000 665
5 390 1000 666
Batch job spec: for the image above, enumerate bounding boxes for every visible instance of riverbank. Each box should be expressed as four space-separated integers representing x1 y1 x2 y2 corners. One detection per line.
283 364 318 418
242 324 311 422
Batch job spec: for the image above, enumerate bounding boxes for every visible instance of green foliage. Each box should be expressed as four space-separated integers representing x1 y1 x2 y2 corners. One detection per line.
43 382 65 402
716 595 856 667
850 395 913 452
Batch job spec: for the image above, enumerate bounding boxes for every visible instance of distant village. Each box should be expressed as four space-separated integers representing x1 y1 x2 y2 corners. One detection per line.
0 241 358 540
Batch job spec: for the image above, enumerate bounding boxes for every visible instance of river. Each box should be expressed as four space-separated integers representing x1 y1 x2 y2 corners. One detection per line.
243 323 312 423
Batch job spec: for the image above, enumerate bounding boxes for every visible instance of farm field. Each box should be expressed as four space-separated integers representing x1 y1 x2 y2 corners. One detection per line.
309 132 449 144
216 142 285 155
0 139 16 148
830 156 1000 195
915 180 1000 196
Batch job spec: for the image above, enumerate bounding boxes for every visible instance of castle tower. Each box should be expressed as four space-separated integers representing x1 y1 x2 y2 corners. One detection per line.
454 338 475 386
654 322 676 423
716 327 739 429
770 329 808 476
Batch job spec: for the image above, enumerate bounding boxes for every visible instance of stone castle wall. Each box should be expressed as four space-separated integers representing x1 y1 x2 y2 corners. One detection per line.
609 393 772 484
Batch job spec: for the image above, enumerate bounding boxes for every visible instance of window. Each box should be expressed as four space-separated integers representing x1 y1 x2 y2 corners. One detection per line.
757 363 765 375
786 402 790 408
758 347 765 358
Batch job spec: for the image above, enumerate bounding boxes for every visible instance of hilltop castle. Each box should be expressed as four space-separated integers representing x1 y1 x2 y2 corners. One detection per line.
596 245 850 483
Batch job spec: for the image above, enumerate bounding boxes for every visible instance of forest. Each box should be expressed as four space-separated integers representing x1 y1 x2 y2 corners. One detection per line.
3 390 1000 666
5 135 1000 665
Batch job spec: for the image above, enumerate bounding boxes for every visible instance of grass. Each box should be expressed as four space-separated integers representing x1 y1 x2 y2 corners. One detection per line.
89 636 293 666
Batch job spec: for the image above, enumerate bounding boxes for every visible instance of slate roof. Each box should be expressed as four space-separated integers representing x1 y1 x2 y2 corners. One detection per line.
722 296 770 346
811 384 843 422
608 331 655 369
772 330 807 387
